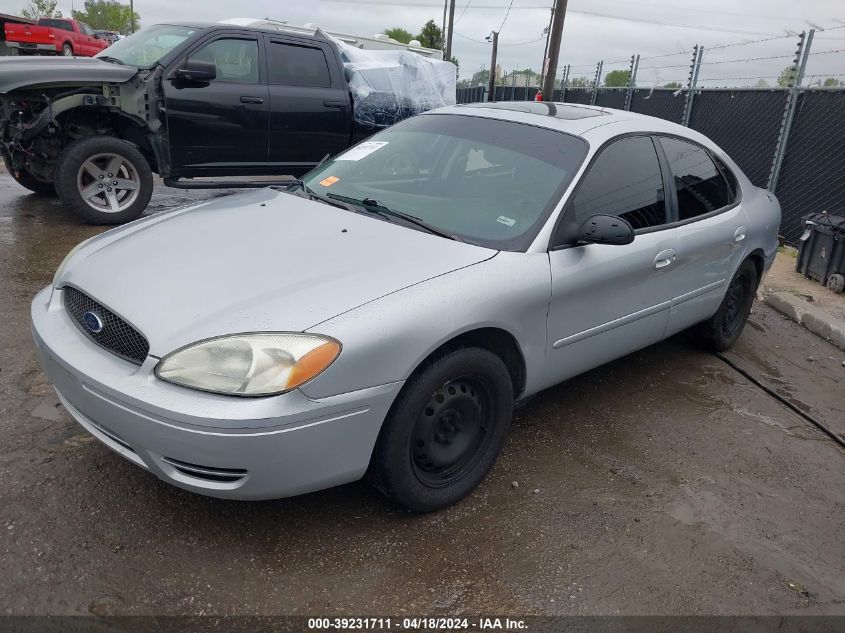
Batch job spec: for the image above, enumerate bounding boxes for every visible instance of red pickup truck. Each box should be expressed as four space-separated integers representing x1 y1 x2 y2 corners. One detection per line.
3 18 109 57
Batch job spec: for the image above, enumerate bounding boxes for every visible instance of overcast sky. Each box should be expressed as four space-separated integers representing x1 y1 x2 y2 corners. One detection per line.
5 0 844 84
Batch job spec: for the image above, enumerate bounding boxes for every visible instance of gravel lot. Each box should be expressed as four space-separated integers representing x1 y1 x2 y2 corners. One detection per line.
1 174 843 616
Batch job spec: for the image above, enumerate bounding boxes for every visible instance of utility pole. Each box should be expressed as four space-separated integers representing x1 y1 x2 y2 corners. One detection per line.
130 0 136 32
486 31 499 102
442 0 448 53
541 8 553 76
541 0 568 101
445 0 456 61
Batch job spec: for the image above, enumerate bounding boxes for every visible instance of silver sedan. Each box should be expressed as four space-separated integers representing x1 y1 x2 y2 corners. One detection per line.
31 102 780 511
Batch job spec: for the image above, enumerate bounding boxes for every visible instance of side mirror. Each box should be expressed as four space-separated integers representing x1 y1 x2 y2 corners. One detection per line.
172 59 217 83
578 214 635 245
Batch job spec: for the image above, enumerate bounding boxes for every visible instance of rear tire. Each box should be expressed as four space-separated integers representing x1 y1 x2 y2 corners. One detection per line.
368 347 514 512
54 136 153 225
696 259 758 352
62 43 73 56
2 152 56 196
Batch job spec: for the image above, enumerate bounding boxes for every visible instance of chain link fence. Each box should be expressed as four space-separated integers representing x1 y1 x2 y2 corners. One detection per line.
774 90 845 244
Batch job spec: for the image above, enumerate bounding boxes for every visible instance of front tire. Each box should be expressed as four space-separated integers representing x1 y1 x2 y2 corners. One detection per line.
368 348 514 512
54 136 153 225
697 259 758 352
2 151 56 196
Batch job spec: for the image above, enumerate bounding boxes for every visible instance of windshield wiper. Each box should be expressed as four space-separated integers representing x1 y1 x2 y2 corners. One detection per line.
96 55 125 65
283 180 358 212
326 194 462 242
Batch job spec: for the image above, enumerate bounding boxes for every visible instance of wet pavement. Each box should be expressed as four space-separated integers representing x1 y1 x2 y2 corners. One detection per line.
1 174 844 616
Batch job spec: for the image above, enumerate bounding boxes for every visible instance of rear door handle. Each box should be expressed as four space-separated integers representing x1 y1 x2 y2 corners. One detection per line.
734 226 747 242
323 99 347 108
240 96 264 104
654 249 676 269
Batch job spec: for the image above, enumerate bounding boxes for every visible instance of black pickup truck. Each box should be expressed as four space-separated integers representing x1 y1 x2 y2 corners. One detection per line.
0 22 453 223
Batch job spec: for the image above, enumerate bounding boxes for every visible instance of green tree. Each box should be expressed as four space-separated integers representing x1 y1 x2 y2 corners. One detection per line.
663 81 682 89
566 76 591 87
471 68 490 86
20 0 61 19
383 26 413 44
823 77 841 87
754 78 769 88
417 19 443 50
450 56 460 78
604 69 631 87
777 65 797 87
72 0 139 33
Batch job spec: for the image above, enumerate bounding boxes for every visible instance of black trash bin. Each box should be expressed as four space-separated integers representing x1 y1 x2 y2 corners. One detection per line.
795 212 845 292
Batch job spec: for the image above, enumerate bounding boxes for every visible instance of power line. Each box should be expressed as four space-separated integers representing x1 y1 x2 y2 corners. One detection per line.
497 0 516 32
454 0 472 24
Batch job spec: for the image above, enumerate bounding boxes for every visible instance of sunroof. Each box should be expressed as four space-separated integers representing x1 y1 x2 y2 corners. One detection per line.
459 101 609 119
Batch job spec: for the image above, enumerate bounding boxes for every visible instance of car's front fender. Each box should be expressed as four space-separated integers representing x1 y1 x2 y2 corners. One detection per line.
300 251 552 400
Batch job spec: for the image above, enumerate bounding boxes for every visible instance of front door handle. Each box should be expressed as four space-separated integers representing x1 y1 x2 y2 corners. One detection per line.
240 96 264 104
654 249 676 269
323 99 347 108
734 226 747 242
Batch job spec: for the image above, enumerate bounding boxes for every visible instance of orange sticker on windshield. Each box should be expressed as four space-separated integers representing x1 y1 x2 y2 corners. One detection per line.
319 176 340 187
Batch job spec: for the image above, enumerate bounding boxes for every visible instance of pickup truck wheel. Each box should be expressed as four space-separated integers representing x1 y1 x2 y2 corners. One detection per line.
2 152 56 196
368 347 513 512
55 137 153 225
696 259 758 352
62 43 73 56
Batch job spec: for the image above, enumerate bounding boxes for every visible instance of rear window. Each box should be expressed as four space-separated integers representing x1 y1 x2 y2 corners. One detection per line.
38 19 73 32
267 42 332 87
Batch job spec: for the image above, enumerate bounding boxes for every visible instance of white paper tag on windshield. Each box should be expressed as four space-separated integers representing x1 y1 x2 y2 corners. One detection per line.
336 141 389 161
497 215 516 227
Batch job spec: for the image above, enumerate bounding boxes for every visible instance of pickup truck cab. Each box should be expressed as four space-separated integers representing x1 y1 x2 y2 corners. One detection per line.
4 18 108 57
0 21 453 224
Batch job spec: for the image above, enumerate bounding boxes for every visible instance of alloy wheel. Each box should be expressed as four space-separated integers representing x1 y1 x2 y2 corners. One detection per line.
76 153 141 214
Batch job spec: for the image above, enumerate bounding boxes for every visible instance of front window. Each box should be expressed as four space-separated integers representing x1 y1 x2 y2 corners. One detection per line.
96 24 201 67
302 115 588 251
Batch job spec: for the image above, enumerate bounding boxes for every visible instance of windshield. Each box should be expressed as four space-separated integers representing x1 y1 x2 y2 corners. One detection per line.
95 24 200 67
302 114 587 251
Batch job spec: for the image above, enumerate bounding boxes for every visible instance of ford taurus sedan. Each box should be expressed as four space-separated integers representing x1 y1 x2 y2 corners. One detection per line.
31 102 781 512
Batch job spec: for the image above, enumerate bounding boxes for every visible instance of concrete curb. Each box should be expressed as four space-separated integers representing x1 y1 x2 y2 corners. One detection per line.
766 291 845 350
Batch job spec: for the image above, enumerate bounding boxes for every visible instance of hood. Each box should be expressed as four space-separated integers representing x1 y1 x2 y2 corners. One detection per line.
0 56 136 94
58 189 496 357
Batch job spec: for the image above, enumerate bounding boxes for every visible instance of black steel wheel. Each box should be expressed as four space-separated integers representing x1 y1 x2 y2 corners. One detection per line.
411 376 493 488
697 258 758 352
368 347 514 512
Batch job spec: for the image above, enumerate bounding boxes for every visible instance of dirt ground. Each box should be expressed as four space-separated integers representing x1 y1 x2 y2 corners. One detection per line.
1 174 843 617
761 247 845 323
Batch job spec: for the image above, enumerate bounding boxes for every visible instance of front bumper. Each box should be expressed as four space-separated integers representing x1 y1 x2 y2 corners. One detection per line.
31 286 403 500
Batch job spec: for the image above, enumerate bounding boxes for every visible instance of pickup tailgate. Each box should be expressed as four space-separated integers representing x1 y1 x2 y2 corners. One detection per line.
4 22 57 48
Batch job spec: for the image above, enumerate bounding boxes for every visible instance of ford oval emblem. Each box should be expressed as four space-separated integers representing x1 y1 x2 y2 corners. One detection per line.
82 311 104 334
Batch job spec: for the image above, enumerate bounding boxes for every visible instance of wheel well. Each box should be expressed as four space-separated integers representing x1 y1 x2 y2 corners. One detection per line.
746 249 765 284
57 108 158 171
415 328 527 398
62 41 72 50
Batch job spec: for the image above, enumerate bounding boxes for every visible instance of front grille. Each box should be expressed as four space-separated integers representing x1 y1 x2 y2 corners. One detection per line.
62 286 150 365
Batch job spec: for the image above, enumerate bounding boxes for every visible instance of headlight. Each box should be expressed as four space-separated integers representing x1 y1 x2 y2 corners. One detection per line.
53 236 96 286
155 333 341 397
